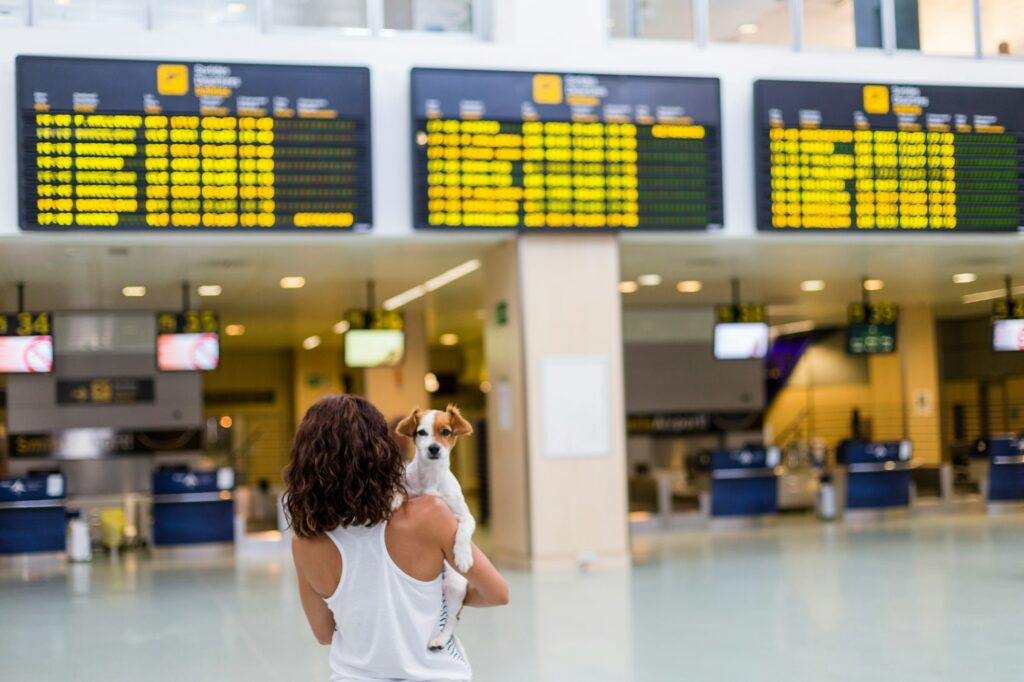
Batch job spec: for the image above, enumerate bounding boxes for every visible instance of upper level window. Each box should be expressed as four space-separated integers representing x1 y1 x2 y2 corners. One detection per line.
383 0 473 33
272 0 366 29
156 0 258 28
897 0 975 55
710 0 791 46
803 0 883 50
32 0 145 25
609 0 694 41
979 0 1024 56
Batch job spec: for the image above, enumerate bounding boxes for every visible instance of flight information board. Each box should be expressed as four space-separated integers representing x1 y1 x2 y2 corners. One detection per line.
755 79 1024 233
17 56 372 232
411 68 723 231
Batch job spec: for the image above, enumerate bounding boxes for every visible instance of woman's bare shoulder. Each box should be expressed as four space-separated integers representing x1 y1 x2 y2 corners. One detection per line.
392 496 457 537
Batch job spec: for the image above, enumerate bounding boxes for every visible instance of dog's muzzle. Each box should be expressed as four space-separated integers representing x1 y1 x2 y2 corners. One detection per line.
427 445 442 460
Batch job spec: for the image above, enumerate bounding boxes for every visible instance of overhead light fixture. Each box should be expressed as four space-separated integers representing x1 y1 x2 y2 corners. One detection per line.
424 372 440 393
383 285 427 311
952 273 977 284
198 284 222 297
738 23 759 35
302 335 321 350
225 324 246 336
619 281 639 294
962 285 1024 305
280 276 306 289
122 286 146 297
425 259 481 292
333 320 351 335
637 274 662 287
226 1 246 12
383 259 481 311
439 333 459 346
800 280 826 292
863 279 885 291
676 280 702 293
479 380 492 394
219 416 233 429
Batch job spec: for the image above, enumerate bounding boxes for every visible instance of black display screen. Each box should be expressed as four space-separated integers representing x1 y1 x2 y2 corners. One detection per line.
755 79 1024 233
412 68 723 231
17 56 372 232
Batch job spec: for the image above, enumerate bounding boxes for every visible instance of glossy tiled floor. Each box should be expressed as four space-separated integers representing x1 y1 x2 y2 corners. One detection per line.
2 512 1023 681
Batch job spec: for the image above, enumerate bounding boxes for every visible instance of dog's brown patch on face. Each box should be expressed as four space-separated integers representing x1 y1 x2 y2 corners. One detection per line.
396 408 422 438
433 405 473 449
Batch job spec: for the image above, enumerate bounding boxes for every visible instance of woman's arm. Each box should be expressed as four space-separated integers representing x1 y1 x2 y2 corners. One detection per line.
425 499 510 607
291 536 338 645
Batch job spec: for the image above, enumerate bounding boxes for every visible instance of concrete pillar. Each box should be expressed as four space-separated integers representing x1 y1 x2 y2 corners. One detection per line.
483 235 630 572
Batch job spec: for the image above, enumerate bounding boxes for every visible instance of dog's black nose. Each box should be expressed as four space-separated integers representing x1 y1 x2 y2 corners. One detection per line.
428 444 441 457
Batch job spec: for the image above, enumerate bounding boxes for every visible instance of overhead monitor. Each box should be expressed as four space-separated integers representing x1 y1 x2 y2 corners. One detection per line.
411 68 723 231
755 79 1024 233
0 313 54 374
17 56 372 232
714 322 769 360
345 329 405 368
993 318 1024 352
156 311 220 371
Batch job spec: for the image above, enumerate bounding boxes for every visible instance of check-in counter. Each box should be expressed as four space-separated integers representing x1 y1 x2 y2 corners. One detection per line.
984 437 1024 505
842 440 913 511
0 474 67 555
710 447 780 517
151 468 235 547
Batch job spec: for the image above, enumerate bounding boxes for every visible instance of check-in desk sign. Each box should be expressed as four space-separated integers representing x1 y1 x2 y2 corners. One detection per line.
845 440 913 470
0 474 65 502
57 377 155 405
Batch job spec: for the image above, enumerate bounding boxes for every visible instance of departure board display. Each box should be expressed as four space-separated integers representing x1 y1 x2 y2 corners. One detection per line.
17 56 371 232
755 79 1024 233
411 68 723 230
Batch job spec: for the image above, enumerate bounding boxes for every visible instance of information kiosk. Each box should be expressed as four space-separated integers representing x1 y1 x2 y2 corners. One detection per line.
710 447 780 517
841 440 914 511
0 473 66 554
151 468 235 547
980 437 1024 506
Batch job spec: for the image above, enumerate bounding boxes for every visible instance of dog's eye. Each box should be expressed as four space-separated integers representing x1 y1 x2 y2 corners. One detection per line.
441 428 452 437
416 429 428 437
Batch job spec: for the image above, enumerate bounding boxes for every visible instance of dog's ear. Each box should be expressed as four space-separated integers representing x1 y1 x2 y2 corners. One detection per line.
396 408 421 438
447 405 473 437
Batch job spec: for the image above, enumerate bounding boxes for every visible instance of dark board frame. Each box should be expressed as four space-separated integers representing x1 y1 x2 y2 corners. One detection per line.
410 66 724 233
753 78 1024 235
16 55 373 233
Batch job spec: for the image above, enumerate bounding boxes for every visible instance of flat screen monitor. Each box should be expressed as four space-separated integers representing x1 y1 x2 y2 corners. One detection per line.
993 319 1024 352
847 323 897 355
158 332 220 371
345 329 405 368
714 323 768 360
0 335 54 373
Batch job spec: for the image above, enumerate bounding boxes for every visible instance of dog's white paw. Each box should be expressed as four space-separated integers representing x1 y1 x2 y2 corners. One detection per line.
453 545 474 573
428 635 449 651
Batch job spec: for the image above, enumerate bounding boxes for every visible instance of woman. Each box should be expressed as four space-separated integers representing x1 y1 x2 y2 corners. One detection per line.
286 394 509 682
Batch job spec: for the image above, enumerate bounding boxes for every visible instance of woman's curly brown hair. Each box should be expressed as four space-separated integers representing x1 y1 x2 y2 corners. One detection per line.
284 394 407 538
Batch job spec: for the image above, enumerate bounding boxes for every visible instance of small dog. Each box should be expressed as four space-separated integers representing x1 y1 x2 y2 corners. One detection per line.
396 405 475 651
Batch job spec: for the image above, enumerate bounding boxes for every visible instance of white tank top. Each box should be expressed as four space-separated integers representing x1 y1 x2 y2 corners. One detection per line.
323 523 472 682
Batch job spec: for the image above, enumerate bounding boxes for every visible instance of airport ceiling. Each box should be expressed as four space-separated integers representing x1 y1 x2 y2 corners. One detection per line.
1 235 1023 348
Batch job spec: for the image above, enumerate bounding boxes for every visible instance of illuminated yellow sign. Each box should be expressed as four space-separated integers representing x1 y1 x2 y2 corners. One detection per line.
862 85 890 115
157 64 190 96
532 74 563 105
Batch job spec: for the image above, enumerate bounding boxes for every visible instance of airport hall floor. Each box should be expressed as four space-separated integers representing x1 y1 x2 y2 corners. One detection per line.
2 512 1022 681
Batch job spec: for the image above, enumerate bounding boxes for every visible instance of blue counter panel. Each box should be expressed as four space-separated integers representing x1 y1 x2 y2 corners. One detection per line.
711 478 778 517
152 501 234 546
989 463 1024 502
0 507 66 554
846 470 912 510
